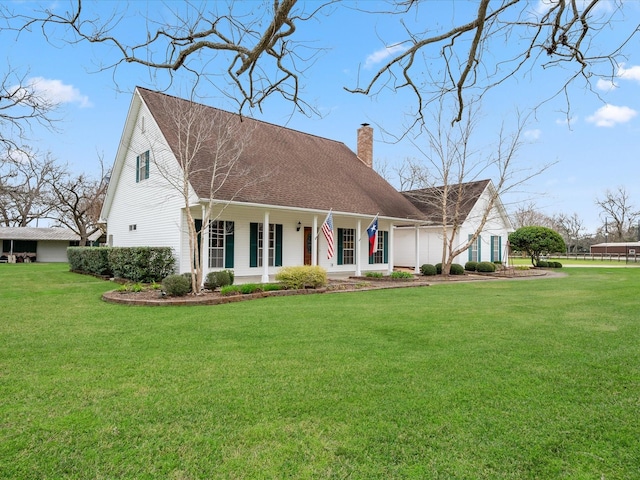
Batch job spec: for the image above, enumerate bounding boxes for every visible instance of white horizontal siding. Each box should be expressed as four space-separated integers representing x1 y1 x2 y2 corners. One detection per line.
36 241 71 262
106 101 190 263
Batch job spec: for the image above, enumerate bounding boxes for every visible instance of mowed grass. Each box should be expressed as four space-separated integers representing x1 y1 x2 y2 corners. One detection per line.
1 264 639 479
510 256 640 267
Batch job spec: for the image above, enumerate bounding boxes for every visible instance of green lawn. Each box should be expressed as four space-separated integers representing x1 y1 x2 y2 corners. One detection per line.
1 264 639 479
510 255 640 266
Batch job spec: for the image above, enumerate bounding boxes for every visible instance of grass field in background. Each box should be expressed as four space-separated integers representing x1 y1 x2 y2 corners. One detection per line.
509 255 640 266
1 263 639 479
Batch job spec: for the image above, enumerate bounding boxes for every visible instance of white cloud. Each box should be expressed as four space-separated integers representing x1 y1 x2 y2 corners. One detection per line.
524 129 542 140
364 43 407 70
25 77 92 108
596 78 617 92
618 64 640 83
555 115 578 126
586 104 637 127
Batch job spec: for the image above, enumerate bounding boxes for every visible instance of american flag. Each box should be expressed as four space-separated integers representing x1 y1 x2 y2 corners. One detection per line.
321 211 334 259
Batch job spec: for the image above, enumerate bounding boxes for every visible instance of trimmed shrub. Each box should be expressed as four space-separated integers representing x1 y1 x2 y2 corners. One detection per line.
551 261 563 268
108 247 175 282
162 274 191 297
181 272 194 292
205 270 234 289
450 263 465 275
464 261 478 272
420 264 437 276
365 272 384 278
476 261 497 273
435 263 443 274
275 265 327 289
537 260 549 268
390 271 414 279
67 247 112 276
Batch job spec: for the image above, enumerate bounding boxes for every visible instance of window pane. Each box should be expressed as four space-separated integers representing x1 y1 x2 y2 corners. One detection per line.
208 220 224 268
342 228 355 265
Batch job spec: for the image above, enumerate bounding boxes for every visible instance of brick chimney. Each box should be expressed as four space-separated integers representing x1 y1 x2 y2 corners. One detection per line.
357 123 373 168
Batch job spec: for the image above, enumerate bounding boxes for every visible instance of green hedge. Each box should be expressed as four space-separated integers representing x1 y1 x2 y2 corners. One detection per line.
420 264 437 276
67 247 112 276
464 261 478 272
67 246 175 282
476 261 497 273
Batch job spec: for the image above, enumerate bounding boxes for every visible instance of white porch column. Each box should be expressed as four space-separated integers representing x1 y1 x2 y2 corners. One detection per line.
388 223 395 275
262 211 270 283
355 219 362 276
414 224 421 274
201 205 208 277
312 215 318 266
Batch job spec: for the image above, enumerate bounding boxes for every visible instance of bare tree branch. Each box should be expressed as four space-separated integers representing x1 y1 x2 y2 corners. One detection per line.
347 0 638 126
48 154 110 245
0 67 61 154
403 100 554 274
595 186 640 242
4 0 333 116
0 149 66 226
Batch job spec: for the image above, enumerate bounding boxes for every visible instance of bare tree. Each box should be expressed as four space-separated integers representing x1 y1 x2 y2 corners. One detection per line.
0 149 66 226
595 186 639 242
148 91 260 293
404 101 553 275
4 0 329 115
552 212 586 253
346 1 639 128
395 157 430 192
511 202 554 229
4 1 638 124
1 67 60 154
48 156 110 246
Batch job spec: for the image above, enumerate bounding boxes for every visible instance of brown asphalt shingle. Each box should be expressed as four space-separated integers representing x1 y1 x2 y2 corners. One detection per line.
402 179 491 224
138 87 424 220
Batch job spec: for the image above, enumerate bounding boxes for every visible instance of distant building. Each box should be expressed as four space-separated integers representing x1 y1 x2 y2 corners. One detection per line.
0 227 101 263
590 242 640 256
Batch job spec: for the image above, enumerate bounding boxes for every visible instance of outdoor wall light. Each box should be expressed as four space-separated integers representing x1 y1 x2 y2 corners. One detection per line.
296 221 302 232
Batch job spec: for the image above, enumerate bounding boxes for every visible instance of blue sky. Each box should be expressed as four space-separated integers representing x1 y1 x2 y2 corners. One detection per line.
3 0 640 233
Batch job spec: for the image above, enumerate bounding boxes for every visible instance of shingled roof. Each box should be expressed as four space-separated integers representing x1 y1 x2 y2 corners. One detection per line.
138 87 424 220
402 179 491 224
0 227 91 242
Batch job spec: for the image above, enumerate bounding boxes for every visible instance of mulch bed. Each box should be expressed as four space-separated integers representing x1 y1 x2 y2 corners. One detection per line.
101 268 553 307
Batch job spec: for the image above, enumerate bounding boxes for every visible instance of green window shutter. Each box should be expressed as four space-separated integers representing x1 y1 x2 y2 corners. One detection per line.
135 155 140 183
468 234 473 262
194 219 203 269
249 223 258 268
337 228 344 265
478 235 482 261
275 224 283 267
225 221 234 268
498 236 502 262
144 151 150 180
383 231 389 264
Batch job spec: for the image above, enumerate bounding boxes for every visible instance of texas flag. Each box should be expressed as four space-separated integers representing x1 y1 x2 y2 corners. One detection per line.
367 215 378 256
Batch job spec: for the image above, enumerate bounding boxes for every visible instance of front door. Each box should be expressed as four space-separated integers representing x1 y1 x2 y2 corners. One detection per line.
304 227 312 265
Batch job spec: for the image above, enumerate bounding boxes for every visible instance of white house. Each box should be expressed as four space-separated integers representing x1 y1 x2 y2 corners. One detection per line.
0 227 99 263
100 87 426 282
394 180 514 268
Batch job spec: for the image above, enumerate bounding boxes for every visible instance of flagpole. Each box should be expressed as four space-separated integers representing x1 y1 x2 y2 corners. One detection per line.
316 208 332 240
